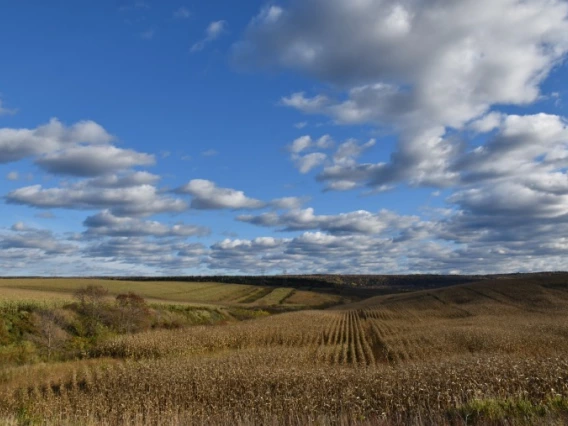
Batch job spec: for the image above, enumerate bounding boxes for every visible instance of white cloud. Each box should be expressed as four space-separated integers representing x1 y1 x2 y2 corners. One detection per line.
238 207 420 235
281 92 329 114
288 134 333 153
469 112 505 133
287 135 336 173
333 138 375 166
176 179 307 211
289 135 312 153
83 210 210 238
0 223 76 255
449 183 568 218
237 0 568 191
286 136 379 187
85 237 207 271
191 20 227 52
459 114 568 182
176 179 265 210
293 152 327 174
36 145 154 177
6 171 18 181
0 118 113 164
255 5 284 25
240 0 568 115
89 171 160 188
206 20 226 39
7 180 187 217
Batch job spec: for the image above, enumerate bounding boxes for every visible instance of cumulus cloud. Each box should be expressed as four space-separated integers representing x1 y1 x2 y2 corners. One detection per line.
293 153 327 174
0 118 113 164
6 180 187 217
239 0 568 114
288 134 333 153
191 20 227 52
458 114 568 183
238 207 420 235
237 0 568 190
207 229 446 274
208 111 568 274
0 223 76 255
281 92 329 114
83 210 210 238
285 136 381 188
0 118 154 182
88 171 161 188
208 219 568 274
287 135 335 173
176 179 309 211
85 237 207 271
176 179 265 210
36 145 154 177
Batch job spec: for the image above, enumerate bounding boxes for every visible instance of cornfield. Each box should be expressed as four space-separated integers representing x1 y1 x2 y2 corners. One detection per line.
1 276 567 425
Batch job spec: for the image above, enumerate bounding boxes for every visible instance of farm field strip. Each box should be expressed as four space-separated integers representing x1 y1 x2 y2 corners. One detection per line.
252 288 296 305
0 279 341 308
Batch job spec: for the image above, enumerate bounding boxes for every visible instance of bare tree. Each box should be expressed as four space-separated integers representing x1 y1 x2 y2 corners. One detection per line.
115 292 151 333
31 310 69 361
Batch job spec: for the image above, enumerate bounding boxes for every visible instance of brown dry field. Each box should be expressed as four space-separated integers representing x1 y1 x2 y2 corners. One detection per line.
1 274 568 425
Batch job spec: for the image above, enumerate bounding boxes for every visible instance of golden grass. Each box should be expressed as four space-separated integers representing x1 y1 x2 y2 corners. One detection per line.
0 287 73 304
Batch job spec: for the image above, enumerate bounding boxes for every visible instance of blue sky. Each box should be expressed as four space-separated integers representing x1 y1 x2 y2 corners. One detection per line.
1 0 568 276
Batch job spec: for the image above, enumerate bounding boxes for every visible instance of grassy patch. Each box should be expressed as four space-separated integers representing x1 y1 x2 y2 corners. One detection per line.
227 307 271 321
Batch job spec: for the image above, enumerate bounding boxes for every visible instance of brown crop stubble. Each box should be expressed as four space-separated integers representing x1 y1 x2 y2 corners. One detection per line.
1 278 568 425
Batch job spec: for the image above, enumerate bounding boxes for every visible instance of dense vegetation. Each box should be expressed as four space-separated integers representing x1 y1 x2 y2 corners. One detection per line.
0 285 271 367
0 273 567 425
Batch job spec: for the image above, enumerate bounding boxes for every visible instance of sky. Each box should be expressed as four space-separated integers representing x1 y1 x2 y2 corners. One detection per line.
0 0 568 276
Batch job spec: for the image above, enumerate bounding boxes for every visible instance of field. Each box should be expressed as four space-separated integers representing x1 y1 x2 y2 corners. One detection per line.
0 274 568 425
0 278 343 308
